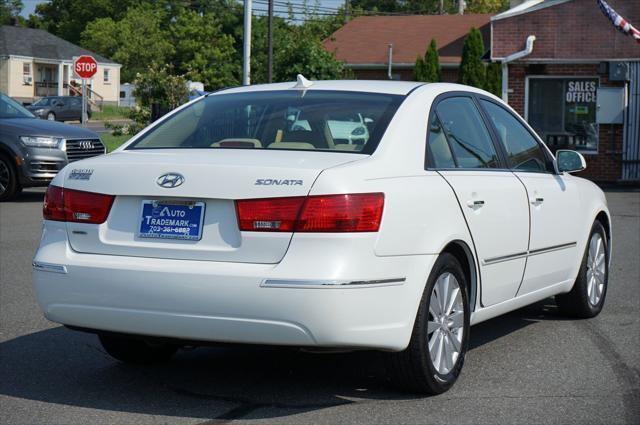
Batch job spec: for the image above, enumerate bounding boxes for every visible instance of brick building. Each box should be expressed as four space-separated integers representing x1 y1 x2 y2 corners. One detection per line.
492 0 640 183
323 14 492 82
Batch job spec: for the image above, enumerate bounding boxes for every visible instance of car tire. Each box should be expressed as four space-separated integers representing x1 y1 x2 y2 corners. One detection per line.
556 221 609 318
98 334 179 364
0 154 21 202
385 253 470 394
47 112 56 121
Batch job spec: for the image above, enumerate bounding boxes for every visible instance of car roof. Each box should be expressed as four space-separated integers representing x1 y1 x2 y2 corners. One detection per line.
216 80 495 98
218 80 426 96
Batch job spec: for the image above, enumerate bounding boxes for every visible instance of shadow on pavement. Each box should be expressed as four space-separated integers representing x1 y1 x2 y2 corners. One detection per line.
0 299 564 421
9 188 45 203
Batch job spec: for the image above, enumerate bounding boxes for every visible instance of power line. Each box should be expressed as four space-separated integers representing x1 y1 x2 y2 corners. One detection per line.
253 0 341 15
253 0 342 13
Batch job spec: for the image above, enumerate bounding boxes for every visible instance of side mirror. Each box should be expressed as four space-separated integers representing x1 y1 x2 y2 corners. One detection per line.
556 150 586 173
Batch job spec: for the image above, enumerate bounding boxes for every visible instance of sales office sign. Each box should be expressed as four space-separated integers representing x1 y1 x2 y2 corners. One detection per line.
566 80 597 103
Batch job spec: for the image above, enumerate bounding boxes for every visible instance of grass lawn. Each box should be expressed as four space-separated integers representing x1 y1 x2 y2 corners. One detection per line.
92 105 131 121
101 134 130 152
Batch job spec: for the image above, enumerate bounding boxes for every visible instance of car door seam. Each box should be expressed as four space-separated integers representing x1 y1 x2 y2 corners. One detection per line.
435 170 483 310
511 171 532 297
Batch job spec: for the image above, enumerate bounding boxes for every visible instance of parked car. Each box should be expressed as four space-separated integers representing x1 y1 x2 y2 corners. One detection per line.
32 79 610 395
0 92 105 201
26 96 91 122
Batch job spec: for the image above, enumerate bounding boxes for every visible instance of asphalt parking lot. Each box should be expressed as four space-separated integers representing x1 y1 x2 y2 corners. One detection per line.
1 189 638 424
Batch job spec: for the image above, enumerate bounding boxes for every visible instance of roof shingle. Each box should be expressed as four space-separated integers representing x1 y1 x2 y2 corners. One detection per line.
0 25 118 65
323 15 492 66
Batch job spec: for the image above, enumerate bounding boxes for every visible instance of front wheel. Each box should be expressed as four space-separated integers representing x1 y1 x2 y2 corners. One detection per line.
386 253 470 394
46 112 56 121
0 155 20 202
98 334 179 364
556 221 609 318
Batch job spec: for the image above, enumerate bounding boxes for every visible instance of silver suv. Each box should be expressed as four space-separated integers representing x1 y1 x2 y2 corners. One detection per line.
0 93 105 201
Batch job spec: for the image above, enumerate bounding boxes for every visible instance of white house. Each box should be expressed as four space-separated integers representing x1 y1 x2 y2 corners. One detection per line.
0 25 122 106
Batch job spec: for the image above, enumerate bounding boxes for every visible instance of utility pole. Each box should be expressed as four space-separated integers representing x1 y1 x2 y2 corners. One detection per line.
267 0 273 83
242 0 252 85
438 0 444 15
458 0 464 14
344 0 349 22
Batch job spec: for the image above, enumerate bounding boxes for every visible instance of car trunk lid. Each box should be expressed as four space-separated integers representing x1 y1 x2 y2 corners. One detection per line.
64 149 365 263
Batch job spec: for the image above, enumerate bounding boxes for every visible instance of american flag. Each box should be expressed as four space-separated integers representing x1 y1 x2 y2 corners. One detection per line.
597 0 640 44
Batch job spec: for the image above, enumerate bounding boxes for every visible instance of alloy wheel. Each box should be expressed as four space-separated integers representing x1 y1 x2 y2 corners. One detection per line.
427 272 465 375
586 233 606 306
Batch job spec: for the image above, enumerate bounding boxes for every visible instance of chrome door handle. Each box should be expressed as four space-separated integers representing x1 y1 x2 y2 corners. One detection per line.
467 200 485 209
530 197 544 206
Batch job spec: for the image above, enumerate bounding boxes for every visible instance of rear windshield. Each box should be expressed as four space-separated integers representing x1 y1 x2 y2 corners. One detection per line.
127 90 403 154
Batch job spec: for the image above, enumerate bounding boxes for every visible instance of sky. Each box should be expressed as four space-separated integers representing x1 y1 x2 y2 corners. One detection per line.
20 0 349 19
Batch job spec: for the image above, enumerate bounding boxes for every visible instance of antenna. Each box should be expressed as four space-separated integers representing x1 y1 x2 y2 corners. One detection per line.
294 74 313 89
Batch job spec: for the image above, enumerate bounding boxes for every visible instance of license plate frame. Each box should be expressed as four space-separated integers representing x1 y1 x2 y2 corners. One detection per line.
138 200 205 241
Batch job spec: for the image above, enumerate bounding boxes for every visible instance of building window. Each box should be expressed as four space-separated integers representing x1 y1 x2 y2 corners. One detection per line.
527 77 599 154
103 69 110 83
23 62 32 84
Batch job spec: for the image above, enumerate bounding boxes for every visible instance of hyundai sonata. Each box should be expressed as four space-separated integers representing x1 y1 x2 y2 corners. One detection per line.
32 78 611 394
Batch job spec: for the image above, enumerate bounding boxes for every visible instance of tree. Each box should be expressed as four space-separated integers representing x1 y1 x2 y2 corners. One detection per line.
273 27 347 82
81 5 174 82
458 28 485 89
170 10 239 90
413 56 427 81
484 62 502 97
133 63 189 110
465 0 510 13
29 0 138 45
0 0 22 25
423 39 441 82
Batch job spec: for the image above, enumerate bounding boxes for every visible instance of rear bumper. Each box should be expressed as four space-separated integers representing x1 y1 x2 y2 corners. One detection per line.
33 221 434 351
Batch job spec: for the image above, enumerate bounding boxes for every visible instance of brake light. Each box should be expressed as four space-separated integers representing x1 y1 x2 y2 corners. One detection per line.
235 193 384 233
43 185 115 224
236 196 305 232
43 185 65 221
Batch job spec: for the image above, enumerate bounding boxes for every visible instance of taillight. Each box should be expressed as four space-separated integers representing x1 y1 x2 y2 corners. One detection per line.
235 193 384 233
236 196 305 232
43 185 115 224
297 193 384 232
43 185 65 221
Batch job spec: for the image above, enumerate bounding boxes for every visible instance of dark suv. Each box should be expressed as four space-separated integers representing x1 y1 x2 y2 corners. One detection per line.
26 96 92 122
0 93 105 201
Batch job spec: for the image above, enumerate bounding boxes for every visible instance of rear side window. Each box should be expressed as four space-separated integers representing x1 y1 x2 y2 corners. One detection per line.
435 97 500 169
127 90 403 154
427 114 456 168
480 100 551 172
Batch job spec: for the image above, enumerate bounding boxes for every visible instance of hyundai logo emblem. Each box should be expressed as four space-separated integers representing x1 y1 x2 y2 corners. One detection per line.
157 173 184 188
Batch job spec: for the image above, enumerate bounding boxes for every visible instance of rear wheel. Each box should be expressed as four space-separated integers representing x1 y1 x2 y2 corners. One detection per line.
47 112 56 121
0 154 20 202
556 221 609 318
98 334 179 364
386 253 470 394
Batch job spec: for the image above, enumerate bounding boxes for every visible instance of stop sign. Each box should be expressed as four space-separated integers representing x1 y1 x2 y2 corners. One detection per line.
74 55 98 79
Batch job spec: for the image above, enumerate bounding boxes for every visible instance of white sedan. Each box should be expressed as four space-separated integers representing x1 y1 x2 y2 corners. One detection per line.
33 78 611 394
